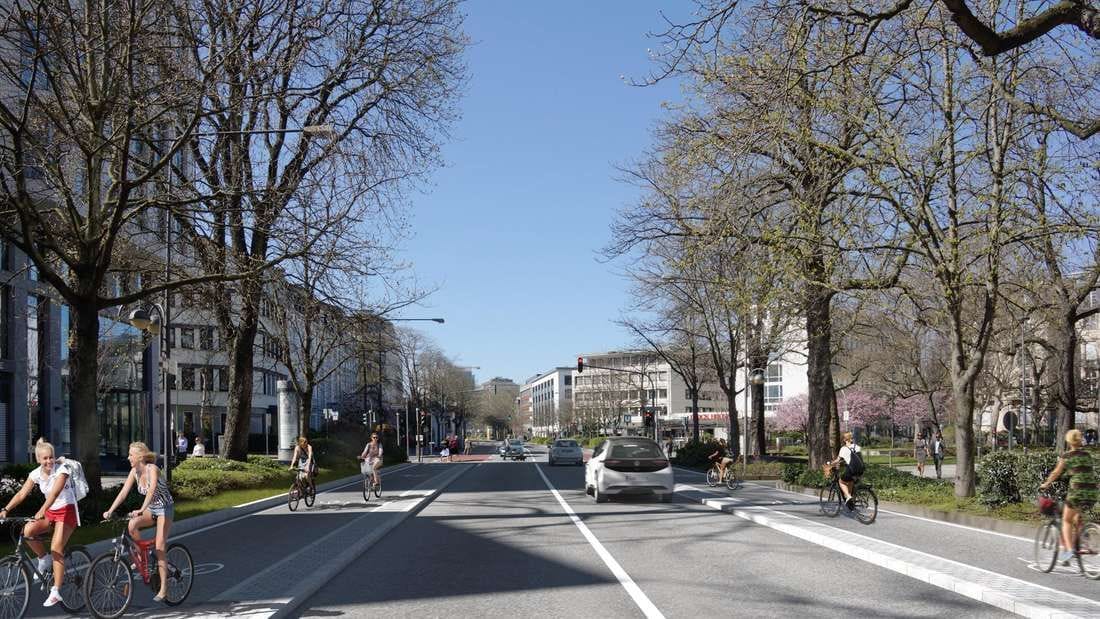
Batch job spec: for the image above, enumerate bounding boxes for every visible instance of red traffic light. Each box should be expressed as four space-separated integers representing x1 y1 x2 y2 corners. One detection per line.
577 356 584 373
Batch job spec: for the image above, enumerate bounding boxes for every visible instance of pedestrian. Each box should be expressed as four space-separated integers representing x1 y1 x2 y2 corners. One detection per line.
665 437 673 458
914 433 929 477
463 436 472 456
176 432 188 464
440 436 451 462
192 435 206 457
449 436 458 461
931 432 946 479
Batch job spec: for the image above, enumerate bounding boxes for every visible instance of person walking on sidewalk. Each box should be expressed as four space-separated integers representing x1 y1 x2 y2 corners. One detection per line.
931 433 946 479
1040 429 1098 564
914 433 929 477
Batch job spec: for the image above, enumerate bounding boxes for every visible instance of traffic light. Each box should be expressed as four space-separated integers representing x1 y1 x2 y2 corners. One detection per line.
643 410 654 427
577 356 584 373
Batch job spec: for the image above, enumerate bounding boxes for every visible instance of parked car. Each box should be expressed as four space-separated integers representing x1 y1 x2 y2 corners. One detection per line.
584 436 673 503
548 439 583 466
504 438 527 461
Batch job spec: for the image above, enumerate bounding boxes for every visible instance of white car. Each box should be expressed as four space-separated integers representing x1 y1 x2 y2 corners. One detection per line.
548 439 583 466
584 436 673 503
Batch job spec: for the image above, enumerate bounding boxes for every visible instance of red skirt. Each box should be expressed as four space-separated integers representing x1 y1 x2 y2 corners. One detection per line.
46 505 78 528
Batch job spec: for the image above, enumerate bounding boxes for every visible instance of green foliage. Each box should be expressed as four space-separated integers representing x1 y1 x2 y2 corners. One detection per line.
781 462 805 484
672 439 724 468
797 467 827 488
977 450 1065 507
171 457 291 501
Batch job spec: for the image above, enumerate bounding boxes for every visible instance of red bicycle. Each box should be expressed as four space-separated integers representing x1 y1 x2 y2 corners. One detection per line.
83 516 194 618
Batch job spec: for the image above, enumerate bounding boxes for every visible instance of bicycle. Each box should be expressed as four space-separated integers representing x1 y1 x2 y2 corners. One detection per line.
705 459 741 490
819 465 878 524
84 515 194 619
0 516 90 618
288 468 316 512
1033 495 1100 578
360 460 382 502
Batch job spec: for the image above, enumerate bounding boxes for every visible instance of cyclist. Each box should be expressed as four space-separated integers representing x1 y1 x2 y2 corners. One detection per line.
358 432 384 489
1040 429 1097 563
828 432 862 510
103 441 175 603
708 438 733 482
0 438 78 608
289 436 316 486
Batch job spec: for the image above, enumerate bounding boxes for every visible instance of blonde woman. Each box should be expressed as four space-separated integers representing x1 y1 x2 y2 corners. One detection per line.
1040 429 1098 563
103 442 175 602
0 439 79 607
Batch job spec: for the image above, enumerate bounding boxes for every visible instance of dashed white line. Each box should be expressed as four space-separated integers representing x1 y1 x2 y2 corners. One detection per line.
534 464 665 619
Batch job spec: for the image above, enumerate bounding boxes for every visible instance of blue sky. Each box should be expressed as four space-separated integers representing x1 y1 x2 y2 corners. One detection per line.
395 1 687 385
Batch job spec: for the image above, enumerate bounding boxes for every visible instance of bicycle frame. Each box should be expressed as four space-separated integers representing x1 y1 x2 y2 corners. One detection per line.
105 526 157 585
7 528 55 592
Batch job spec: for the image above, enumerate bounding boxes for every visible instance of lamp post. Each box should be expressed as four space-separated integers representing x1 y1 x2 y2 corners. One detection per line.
743 366 766 480
127 306 173 482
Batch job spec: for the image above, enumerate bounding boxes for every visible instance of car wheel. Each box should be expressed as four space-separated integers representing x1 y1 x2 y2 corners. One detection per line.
594 481 609 504
659 493 671 503
549 458 554 466
585 484 593 496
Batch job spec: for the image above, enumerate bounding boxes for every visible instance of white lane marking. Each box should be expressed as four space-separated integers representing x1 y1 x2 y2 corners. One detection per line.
673 466 1036 545
535 464 665 619
678 485 1100 617
174 462 422 541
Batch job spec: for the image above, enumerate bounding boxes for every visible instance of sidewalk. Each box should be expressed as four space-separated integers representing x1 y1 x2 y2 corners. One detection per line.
895 463 956 480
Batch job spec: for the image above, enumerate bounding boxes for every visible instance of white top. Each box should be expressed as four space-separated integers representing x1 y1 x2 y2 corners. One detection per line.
30 463 77 510
361 442 383 465
192 441 206 457
838 443 861 465
177 436 188 453
932 439 945 455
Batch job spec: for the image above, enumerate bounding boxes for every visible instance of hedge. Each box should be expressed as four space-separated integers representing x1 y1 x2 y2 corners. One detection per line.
171 457 291 501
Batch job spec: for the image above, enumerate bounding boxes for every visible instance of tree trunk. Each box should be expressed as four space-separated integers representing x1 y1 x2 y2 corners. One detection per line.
726 391 741 458
752 381 766 456
298 388 314 438
222 321 259 461
1051 313 1077 453
691 393 700 442
952 379 977 497
805 285 835 468
69 302 103 500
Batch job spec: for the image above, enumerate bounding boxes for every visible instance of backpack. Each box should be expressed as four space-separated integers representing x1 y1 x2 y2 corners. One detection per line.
846 447 865 477
56 457 89 502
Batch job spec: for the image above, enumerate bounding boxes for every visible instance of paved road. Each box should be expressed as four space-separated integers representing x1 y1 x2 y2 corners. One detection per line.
26 442 1100 617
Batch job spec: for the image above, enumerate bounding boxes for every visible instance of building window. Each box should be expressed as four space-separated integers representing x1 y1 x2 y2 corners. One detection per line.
179 327 194 349
658 389 667 399
767 364 782 380
199 367 213 392
180 367 195 391
218 367 229 392
199 327 213 351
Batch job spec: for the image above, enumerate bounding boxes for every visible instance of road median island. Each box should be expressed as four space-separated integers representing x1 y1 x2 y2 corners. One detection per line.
206 461 475 618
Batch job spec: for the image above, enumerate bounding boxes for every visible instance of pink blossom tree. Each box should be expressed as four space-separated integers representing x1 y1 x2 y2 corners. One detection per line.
839 389 889 428
774 395 809 434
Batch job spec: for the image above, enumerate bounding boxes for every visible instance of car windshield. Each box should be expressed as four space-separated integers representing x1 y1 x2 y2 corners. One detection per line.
608 442 664 459
554 440 578 448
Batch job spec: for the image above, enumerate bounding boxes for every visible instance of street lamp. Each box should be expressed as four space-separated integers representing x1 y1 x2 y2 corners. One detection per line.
128 305 174 482
743 367 766 480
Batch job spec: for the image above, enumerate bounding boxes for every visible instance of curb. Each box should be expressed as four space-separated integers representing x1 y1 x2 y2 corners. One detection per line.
269 461 475 618
769 481 1037 539
81 462 418 557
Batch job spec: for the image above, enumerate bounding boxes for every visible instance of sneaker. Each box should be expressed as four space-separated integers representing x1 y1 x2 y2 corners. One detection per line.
845 498 855 511
1059 550 1075 565
42 588 63 608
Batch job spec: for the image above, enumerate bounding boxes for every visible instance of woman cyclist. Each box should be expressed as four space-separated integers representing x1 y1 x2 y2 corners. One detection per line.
358 432 384 489
289 436 316 486
0 438 79 608
103 441 175 602
708 438 733 482
1040 429 1098 563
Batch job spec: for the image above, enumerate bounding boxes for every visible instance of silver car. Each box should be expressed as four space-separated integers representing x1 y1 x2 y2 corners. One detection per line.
504 438 527 460
548 439 583 466
585 436 673 503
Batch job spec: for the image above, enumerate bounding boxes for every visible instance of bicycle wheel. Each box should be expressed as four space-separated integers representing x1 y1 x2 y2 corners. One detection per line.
362 475 371 502
60 546 91 612
705 467 719 487
1033 521 1060 573
288 482 301 512
162 544 194 605
373 476 382 498
725 470 742 491
0 556 29 619
819 483 841 517
304 479 316 507
853 486 878 524
1076 522 1100 579
85 555 132 619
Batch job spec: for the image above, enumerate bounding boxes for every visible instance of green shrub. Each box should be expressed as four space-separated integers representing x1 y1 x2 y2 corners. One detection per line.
672 439 724 468
797 467 827 488
1015 451 1065 502
246 454 285 470
977 451 1022 507
781 462 805 485
171 457 292 501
